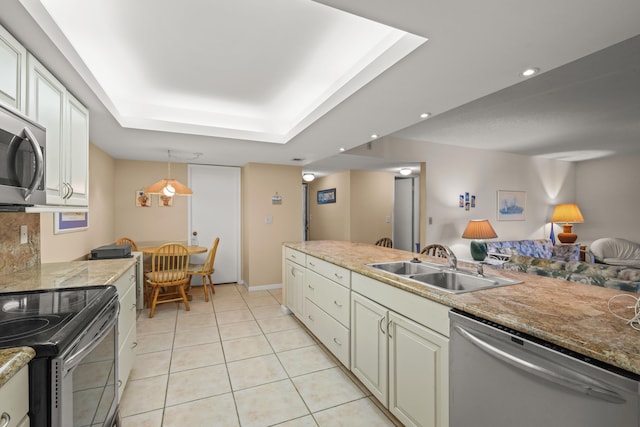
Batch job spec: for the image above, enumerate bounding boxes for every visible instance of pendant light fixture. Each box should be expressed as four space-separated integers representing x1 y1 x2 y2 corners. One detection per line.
145 150 193 196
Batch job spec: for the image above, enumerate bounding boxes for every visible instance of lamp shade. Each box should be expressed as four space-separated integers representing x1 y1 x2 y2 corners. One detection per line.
551 203 584 223
462 219 498 240
145 178 193 195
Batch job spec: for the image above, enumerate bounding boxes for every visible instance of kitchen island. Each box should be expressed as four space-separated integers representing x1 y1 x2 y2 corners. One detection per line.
284 240 640 377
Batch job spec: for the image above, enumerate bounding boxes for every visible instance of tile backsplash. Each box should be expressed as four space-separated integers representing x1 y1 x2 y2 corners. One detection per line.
0 213 40 275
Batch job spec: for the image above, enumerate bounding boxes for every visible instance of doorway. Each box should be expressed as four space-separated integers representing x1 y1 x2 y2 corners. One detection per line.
188 164 241 284
393 176 419 252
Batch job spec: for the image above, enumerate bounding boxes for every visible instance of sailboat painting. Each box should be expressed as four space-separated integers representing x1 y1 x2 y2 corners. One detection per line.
497 190 526 221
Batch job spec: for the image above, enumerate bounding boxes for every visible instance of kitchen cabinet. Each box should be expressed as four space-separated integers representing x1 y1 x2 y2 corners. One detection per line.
303 255 351 366
27 53 89 206
0 24 27 111
284 248 306 318
0 366 29 427
113 264 138 391
351 273 449 427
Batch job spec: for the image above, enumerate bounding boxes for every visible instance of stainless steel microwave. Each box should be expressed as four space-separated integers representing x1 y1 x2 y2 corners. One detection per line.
0 104 46 208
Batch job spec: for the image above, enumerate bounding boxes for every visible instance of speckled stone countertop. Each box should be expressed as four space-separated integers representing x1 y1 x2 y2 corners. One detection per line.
0 258 137 293
285 240 640 377
0 347 35 388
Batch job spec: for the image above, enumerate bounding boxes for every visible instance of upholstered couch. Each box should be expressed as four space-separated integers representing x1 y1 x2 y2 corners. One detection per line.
588 238 640 268
486 239 580 262
502 254 640 293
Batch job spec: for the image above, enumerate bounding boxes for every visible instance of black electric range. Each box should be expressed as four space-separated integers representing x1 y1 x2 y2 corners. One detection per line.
0 286 120 427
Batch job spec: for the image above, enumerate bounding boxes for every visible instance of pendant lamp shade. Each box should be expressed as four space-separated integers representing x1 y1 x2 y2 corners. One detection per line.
145 151 193 196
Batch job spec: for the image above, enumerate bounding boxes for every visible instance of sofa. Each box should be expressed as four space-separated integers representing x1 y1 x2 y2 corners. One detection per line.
486 239 580 262
502 254 640 293
588 237 640 268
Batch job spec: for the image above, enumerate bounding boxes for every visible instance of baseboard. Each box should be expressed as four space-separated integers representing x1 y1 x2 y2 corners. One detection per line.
239 282 283 292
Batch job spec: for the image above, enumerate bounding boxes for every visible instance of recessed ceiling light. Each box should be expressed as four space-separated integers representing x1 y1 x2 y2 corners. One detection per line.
339 147 345 152
399 168 412 176
371 134 379 139
520 67 540 77
420 112 431 119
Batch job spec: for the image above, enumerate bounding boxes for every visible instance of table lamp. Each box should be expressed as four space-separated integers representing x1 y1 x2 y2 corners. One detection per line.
462 219 498 261
550 203 584 243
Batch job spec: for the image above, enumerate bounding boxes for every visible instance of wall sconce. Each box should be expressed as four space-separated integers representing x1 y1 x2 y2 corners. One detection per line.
302 173 315 182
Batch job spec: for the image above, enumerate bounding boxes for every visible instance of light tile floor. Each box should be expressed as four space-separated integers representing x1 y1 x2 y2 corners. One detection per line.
121 284 401 427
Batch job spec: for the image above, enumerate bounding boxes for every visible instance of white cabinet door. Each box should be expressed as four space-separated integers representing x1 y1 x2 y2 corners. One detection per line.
285 259 305 319
350 292 388 404
27 54 66 205
64 92 89 206
0 24 26 111
388 311 449 427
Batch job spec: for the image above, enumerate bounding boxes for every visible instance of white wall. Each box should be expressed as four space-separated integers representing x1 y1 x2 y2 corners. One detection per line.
576 153 640 244
349 137 577 258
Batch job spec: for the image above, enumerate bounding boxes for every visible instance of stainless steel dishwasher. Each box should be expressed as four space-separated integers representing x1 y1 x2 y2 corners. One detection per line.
449 310 640 427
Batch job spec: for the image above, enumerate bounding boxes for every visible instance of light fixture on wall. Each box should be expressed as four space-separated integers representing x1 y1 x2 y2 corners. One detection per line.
551 203 584 243
399 168 412 176
145 150 193 196
302 172 315 182
462 219 498 261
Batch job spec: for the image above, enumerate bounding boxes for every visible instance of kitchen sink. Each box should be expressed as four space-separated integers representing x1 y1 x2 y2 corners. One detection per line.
367 260 521 293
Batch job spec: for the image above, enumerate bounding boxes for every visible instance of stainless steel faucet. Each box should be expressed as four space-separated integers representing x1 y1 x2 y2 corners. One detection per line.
442 245 457 270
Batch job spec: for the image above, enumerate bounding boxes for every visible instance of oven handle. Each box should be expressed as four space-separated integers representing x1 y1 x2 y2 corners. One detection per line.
63 301 118 372
453 324 626 404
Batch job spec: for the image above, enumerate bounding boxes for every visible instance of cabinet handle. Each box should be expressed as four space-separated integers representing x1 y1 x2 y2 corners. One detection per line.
0 412 10 427
333 337 342 346
309 261 316 267
307 315 314 321
118 380 123 388
379 317 386 335
132 341 138 349
387 320 393 338
291 254 297 259
67 183 74 199
130 303 137 311
291 268 296 277
333 300 342 308
334 273 343 279
307 285 314 291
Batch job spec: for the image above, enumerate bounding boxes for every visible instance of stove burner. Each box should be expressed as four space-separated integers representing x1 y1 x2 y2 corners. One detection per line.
0 314 71 343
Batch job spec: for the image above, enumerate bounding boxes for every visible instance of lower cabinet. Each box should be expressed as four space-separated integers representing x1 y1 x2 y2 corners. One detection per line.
284 259 305 318
351 274 450 427
0 366 29 427
113 265 138 392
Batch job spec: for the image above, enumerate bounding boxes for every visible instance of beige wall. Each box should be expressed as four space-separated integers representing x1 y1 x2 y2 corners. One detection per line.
308 171 351 241
242 163 302 287
113 159 189 245
349 170 394 244
40 144 116 262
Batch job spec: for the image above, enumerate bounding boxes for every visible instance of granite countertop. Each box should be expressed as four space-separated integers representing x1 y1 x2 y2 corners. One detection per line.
0 258 137 293
0 347 35 388
285 240 640 377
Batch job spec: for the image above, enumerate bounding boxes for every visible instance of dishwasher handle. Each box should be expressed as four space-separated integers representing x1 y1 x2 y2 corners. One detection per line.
453 324 626 404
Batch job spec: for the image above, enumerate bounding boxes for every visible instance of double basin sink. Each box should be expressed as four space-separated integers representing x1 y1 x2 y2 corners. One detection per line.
367 260 521 294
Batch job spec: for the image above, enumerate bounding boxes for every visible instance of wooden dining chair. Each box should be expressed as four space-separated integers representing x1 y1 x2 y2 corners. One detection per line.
187 237 220 302
375 237 393 248
421 244 448 258
115 236 139 251
145 243 190 318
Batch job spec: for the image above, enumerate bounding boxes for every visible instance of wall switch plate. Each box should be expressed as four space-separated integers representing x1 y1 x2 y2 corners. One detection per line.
20 225 28 244
265 216 273 224
385 216 391 223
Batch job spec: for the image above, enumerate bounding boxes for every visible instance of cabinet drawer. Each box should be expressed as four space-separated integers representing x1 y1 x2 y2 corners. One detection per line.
306 256 350 288
0 367 28 427
285 248 306 266
304 299 350 367
118 284 137 350
113 266 136 297
305 270 350 327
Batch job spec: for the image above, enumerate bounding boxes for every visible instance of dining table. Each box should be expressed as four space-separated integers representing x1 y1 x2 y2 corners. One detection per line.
138 244 208 303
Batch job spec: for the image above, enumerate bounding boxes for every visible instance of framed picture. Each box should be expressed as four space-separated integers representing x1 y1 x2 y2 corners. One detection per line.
317 188 336 204
135 190 151 207
159 195 173 207
497 190 526 221
54 212 88 234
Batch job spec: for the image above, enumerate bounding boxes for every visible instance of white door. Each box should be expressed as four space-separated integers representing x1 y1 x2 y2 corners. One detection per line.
188 164 240 284
394 177 419 252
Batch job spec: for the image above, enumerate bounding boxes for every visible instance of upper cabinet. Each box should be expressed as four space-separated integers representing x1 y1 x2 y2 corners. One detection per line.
27 53 89 206
0 24 27 111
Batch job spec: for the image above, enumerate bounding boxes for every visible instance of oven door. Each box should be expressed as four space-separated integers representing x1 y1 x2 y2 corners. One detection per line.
51 296 119 427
